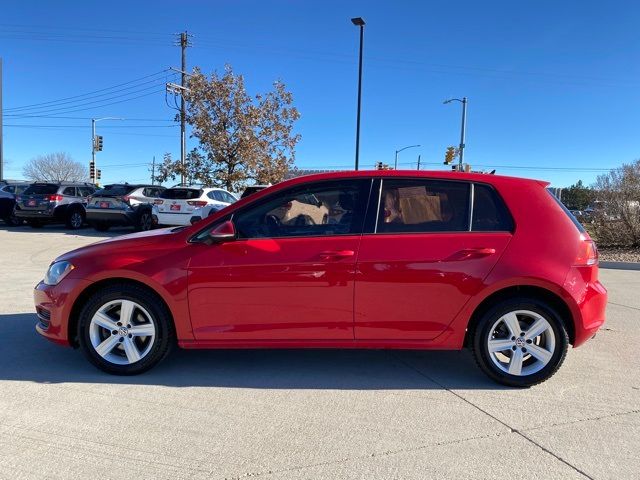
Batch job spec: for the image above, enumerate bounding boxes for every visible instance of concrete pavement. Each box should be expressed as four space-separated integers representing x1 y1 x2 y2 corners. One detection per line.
0 225 638 479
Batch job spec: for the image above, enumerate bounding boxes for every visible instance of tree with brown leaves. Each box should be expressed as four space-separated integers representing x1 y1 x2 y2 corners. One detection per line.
156 65 301 192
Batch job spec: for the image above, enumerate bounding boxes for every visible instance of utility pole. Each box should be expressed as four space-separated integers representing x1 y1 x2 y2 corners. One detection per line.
417 154 421 170
0 58 4 182
91 119 96 183
151 156 156 185
177 31 191 185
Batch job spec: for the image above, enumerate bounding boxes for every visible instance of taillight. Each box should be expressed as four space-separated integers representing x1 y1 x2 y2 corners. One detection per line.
46 194 63 202
187 200 208 207
575 235 598 266
154 199 164 205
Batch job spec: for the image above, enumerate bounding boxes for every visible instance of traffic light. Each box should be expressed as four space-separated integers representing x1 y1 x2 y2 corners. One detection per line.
94 135 104 152
97 169 102 180
89 161 95 179
444 146 457 165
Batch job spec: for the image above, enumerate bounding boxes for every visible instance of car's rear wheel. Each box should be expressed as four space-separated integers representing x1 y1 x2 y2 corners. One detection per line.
471 297 568 387
77 284 174 375
66 208 84 229
135 211 153 232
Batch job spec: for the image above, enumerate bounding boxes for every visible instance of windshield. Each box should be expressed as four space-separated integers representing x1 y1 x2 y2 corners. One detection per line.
161 188 203 200
94 185 137 196
23 184 58 195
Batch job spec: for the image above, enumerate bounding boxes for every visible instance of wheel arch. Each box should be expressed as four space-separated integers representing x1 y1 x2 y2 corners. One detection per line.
68 277 175 347
463 285 575 348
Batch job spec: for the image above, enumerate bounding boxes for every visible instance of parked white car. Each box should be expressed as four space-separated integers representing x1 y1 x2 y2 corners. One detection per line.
152 186 236 226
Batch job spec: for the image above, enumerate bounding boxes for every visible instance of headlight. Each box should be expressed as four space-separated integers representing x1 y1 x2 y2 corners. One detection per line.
44 261 75 286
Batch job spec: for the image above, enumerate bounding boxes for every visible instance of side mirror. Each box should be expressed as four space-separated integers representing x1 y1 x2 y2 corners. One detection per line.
207 220 236 244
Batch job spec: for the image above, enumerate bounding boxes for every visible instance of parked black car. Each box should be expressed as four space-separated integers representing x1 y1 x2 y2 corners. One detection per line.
0 181 31 226
86 184 165 231
14 182 96 229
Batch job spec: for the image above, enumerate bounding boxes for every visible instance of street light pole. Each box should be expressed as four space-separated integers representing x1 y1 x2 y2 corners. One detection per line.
443 97 468 170
351 17 365 171
394 144 421 169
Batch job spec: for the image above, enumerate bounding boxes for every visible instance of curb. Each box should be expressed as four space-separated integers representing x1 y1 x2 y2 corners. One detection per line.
600 261 640 271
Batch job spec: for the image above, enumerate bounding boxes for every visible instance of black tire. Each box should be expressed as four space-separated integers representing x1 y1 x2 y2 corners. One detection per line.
134 210 153 232
471 297 569 388
94 222 111 232
77 283 175 375
27 220 43 228
3 213 23 226
66 208 85 230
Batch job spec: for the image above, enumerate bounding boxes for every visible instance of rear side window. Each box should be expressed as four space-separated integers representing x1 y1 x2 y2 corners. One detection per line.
472 184 514 232
24 184 58 195
547 190 586 233
376 179 470 233
161 188 203 200
62 187 76 196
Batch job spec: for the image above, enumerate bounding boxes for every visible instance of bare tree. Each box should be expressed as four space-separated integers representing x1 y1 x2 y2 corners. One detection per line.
23 152 89 182
157 65 301 192
592 159 640 247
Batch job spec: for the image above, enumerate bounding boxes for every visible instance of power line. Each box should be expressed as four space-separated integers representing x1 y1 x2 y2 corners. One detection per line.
3 70 172 112
5 124 177 128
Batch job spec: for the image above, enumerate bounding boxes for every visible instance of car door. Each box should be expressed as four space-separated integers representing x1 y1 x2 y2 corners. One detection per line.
187 178 373 341
354 178 514 341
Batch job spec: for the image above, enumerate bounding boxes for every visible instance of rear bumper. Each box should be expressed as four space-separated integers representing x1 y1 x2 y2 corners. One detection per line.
564 266 608 347
34 277 92 347
87 208 136 225
15 204 68 222
155 212 193 226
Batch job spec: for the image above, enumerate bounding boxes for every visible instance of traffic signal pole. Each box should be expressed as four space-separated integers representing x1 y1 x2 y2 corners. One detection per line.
91 118 96 183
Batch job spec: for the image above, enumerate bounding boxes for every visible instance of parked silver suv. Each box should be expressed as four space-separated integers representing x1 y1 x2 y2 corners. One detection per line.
14 182 96 229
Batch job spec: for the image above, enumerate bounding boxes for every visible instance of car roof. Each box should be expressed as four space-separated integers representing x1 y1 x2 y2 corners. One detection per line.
101 183 163 189
277 170 550 189
31 181 95 186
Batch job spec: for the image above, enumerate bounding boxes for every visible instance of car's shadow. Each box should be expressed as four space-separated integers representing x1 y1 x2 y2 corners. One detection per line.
0 223 130 238
0 313 505 390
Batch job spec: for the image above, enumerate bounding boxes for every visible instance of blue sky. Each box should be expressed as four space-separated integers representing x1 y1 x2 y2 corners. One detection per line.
1 0 638 187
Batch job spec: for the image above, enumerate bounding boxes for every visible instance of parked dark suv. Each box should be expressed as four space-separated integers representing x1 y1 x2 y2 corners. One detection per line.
15 182 96 229
86 184 165 232
0 181 31 226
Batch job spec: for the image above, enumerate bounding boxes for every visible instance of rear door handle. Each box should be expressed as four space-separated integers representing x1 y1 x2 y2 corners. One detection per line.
319 250 355 260
458 247 496 258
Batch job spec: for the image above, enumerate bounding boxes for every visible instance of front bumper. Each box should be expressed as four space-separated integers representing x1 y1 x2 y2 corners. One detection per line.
34 277 93 347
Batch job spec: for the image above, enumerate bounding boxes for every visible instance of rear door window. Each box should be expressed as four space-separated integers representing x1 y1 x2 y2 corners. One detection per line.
161 188 203 200
376 179 470 233
78 187 95 197
62 187 77 196
471 184 514 232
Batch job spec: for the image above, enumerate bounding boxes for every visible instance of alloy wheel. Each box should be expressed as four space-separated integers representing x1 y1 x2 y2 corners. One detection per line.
486 309 556 376
89 299 156 365
70 212 83 229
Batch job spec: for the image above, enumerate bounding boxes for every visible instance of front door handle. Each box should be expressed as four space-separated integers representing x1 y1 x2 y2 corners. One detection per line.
458 247 496 259
319 250 355 260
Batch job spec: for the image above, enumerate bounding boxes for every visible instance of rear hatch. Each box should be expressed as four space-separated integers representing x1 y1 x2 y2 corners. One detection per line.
17 184 60 211
155 188 204 215
88 184 138 210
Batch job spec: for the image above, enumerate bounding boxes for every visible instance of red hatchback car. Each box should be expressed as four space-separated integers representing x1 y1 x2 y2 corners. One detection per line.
34 171 607 387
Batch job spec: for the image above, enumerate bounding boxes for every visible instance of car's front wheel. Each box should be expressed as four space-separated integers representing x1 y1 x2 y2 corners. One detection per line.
471 297 568 387
66 208 85 230
77 284 174 375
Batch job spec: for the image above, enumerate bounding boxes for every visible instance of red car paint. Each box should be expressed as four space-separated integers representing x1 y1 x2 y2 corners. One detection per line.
34 170 606 351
